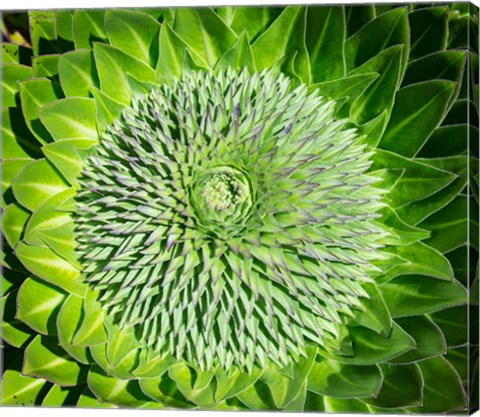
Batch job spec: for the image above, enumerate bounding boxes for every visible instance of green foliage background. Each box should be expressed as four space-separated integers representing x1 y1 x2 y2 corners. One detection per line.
1 3 479 413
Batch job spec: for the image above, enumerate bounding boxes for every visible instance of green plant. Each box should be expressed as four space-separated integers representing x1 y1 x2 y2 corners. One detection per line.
1 4 478 413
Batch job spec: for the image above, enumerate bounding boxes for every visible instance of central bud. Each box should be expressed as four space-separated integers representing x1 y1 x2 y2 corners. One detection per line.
191 165 252 226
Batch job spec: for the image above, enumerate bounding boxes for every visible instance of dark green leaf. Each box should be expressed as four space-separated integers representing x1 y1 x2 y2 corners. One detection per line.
420 195 469 253
418 125 470 158
390 315 446 363
430 305 468 348
410 357 466 412
29 12 57 56
308 357 382 398
378 206 430 246
361 363 422 408
306 6 345 83
349 45 403 124
345 7 409 74
379 81 455 157
380 275 467 317
409 7 448 60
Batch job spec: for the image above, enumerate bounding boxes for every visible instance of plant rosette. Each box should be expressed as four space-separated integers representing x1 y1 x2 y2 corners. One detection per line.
1 5 478 413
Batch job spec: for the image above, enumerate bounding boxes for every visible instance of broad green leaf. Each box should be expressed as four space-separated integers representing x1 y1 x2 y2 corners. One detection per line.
43 139 97 188
11 159 69 211
2 107 42 160
419 125 470 158
444 347 469 385
320 323 415 365
133 353 177 379
230 6 283 41
59 50 98 97
345 5 376 37
94 43 155 104
409 7 448 60
24 188 75 245
380 241 454 283
349 45 403 124
57 294 90 364
310 72 378 118
381 275 467 316
106 10 161 66
1 291 32 348
42 384 83 407
105 320 139 366
323 396 368 413
378 206 430 246
380 81 455 157
139 374 195 409
237 380 277 410
1 64 32 107
73 10 107 49
55 10 74 49
15 242 84 296
215 31 256 73
92 87 128 133
215 366 263 401
345 8 409 74
73 288 107 347
443 98 471 125
38 97 98 141
77 387 115 408
1 159 30 206
283 382 306 412
252 6 310 84
410 357 466 412
1 203 29 248
403 51 466 108
350 282 392 336
361 363 422 408
397 156 469 225
372 150 456 208
88 367 154 407
0 369 47 406
420 195 469 253
168 363 217 407
19 79 62 143
260 348 316 408
32 55 59 79
23 335 86 386
173 8 237 67
430 305 468 348
2 43 32 65
308 357 381 398
357 110 389 148
17 276 66 335
390 315 446 364
306 6 345 83
29 12 57 56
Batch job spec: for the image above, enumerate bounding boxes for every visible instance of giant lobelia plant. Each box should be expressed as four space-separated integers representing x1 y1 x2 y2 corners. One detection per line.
1 4 479 413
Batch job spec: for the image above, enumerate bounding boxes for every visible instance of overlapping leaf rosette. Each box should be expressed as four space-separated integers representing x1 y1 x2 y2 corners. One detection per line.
1 4 478 412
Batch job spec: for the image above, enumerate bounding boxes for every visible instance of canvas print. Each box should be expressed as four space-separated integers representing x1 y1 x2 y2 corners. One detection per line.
0 3 479 413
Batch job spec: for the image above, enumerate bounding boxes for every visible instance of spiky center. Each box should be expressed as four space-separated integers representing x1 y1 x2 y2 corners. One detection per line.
76 69 386 371
191 165 253 227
